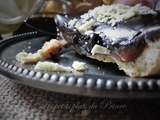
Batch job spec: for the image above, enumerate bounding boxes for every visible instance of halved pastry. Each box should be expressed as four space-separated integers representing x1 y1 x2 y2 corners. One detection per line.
55 4 160 77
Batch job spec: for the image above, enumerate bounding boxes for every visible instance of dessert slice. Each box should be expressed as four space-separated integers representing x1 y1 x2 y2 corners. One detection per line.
56 4 160 77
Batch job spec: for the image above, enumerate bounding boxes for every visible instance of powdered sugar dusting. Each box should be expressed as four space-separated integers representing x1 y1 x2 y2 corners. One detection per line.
68 4 157 32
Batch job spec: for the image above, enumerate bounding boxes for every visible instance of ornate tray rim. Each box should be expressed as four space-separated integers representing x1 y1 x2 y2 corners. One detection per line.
0 32 160 99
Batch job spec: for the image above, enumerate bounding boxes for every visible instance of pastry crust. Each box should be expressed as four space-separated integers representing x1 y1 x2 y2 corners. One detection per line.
89 39 160 77
115 39 160 77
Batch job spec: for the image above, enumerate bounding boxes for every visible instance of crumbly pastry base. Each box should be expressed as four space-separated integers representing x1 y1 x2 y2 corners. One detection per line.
89 39 160 77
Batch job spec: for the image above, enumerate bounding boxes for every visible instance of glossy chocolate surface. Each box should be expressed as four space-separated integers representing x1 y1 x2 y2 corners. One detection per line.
56 13 160 61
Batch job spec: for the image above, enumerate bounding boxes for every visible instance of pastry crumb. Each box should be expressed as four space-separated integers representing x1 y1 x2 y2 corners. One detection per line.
72 61 87 71
34 61 73 72
16 39 63 64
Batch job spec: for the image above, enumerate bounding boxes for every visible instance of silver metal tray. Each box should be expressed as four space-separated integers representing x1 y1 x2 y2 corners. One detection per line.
0 32 160 98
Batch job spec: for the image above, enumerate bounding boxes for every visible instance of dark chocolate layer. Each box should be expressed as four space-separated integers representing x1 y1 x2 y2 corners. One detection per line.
55 13 160 61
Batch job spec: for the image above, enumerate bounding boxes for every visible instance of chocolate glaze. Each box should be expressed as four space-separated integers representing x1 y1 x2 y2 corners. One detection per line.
55 13 160 62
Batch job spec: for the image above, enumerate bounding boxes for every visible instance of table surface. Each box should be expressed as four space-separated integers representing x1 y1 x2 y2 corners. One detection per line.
0 74 160 120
